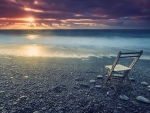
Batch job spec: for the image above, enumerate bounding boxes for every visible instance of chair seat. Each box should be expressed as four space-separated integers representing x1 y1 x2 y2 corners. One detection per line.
105 64 131 71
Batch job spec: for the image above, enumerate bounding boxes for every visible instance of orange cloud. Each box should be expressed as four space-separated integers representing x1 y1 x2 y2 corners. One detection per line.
24 8 43 13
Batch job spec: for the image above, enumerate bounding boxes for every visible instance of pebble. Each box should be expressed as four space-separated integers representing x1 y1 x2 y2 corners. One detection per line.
0 91 5 94
95 85 102 89
129 78 135 82
136 96 150 104
0 107 4 110
119 95 129 101
55 107 63 111
105 74 108 77
75 77 84 81
113 109 120 113
42 107 47 111
107 91 115 96
131 101 139 105
33 111 40 113
80 84 90 89
53 85 67 93
97 75 103 79
147 85 150 88
24 76 29 78
89 80 96 83
16 96 27 102
141 82 148 86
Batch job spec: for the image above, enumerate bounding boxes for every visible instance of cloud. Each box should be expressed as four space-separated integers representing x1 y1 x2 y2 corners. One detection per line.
0 0 150 29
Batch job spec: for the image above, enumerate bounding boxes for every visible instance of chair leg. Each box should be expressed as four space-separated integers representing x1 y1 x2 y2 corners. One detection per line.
126 75 134 90
104 76 110 84
110 76 117 91
120 71 129 83
104 70 112 84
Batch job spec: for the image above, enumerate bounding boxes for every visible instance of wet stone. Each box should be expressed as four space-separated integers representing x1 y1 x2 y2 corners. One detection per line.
42 107 47 111
21 107 33 112
119 95 129 101
53 85 67 93
0 91 5 94
113 109 120 113
131 101 139 106
0 106 4 110
136 96 150 104
95 85 102 89
75 77 84 81
16 96 28 102
97 75 103 79
80 84 90 89
55 107 63 111
141 82 148 86
107 91 115 96
89 79 96 83
147 85 150 88
129 78 135 82
33 111 40 113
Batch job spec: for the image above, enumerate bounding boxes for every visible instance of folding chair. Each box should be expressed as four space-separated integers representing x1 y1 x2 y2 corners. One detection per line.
104 50 143 91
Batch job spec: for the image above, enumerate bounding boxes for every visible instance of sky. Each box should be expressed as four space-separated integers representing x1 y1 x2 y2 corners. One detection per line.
0 0 150 29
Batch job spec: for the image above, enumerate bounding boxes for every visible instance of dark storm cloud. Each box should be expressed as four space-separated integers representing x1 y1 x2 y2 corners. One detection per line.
0 0 150 28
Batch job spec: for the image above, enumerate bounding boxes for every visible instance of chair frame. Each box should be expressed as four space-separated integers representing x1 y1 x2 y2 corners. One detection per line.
104 50 143 91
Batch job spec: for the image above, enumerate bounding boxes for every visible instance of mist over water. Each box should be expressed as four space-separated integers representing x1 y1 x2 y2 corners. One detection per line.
0 29 150 59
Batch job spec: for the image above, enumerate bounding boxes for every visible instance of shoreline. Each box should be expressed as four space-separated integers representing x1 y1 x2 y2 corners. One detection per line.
0 55 150 113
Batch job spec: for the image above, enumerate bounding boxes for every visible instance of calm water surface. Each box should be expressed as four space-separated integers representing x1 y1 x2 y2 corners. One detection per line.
0 29 150 59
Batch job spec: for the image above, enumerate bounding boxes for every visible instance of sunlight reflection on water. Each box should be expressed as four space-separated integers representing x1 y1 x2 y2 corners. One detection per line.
26 35 39 40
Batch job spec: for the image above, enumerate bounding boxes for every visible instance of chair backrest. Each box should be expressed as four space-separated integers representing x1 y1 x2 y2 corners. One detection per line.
111 50 143 71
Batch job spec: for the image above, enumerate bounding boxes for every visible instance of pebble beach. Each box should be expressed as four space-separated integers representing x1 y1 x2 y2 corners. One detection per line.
0 55 150 113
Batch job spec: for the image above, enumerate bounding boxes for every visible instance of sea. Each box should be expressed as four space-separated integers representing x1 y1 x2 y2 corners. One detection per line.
0 29 150 59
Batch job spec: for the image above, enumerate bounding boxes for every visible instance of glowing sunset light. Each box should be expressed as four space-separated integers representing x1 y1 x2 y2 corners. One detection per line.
34 1 38 4
25 17 35 22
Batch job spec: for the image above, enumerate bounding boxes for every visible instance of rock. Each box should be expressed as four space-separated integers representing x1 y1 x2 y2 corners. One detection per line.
119 95 129 101
117 107 122 109
147 85 150 88
113 109 120 113
107 91 115 96
42 107 47 111
105 74 108 77
55 107 63 111
141 82 148 86
0 91 5 94
0 106 4 110
24 76 29 78
75 77 84 81
95 85 102 89
89 79 96 83
80 84 90 89
33 111 40 113
136 96 150 104
148 89 150 91
97 75 103 79
53 85 67 93
131 101 139 105
16 96 27 102
21 107 33 112
129 78 135 82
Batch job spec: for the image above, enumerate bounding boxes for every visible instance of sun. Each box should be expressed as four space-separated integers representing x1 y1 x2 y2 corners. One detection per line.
25 17 35 22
